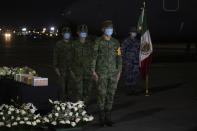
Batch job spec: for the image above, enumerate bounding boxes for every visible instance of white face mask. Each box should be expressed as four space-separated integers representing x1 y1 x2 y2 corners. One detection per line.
131 32 137 37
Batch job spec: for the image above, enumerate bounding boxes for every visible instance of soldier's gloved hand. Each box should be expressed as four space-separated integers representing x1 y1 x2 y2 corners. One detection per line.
117 72 121 81
93 71 99 83
55 68 61 77
70 71 76 79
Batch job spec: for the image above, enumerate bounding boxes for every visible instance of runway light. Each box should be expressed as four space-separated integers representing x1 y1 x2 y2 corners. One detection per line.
5 33 11 37
22 28 27 32
4 33 11 41
50 27 55 31
42 28 46 33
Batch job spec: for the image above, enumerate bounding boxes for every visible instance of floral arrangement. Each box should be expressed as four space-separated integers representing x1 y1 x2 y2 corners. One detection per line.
0 103 42 130
0 100 94 130
44 100 94 129
0 66 37 80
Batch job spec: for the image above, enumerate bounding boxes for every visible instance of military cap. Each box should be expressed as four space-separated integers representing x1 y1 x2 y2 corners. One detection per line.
129 26 137 32
102 20 113 28
77 24 88 32
60 24 71 33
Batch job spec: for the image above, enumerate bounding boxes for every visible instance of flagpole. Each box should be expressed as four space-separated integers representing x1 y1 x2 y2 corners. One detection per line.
145 75 150 96
143 0 150 96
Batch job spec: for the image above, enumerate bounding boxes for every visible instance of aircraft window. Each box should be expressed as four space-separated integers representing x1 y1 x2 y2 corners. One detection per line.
163 0 180 12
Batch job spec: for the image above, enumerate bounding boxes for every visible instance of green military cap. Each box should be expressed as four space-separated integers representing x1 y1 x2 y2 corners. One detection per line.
129 26 137 32
102 20 113 28
60 24 71 33
77 24 88 32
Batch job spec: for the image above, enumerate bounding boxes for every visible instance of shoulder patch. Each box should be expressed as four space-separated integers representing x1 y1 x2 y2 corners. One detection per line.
118 46 121 55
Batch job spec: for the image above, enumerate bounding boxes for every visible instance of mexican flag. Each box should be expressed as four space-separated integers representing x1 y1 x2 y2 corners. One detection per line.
137 7 153 79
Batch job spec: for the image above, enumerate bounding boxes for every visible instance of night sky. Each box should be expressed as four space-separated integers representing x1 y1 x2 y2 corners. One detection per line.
0 0 78 25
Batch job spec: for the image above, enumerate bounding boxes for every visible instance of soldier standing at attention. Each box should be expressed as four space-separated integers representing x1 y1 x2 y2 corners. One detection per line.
91 20 122 127
72 24 93 105
121 27 140 96
53 25 75 101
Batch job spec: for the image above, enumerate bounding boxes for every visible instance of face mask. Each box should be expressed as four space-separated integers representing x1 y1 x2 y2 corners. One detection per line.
63 33 71 40
131 32 137 37
80 32 87 39
105 28 113 36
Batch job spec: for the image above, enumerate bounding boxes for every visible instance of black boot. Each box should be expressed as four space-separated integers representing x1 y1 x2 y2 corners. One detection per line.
105 110 114 127
99 110 105 127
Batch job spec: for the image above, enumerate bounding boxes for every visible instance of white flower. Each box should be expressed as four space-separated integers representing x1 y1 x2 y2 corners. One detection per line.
51 121 57 126
15 110 19 114
16 117 20 121
69 112 73 116
54 101 60 104
74 107 78 111
61 106 65 111
88 116 94 121
12 122 18 126
32 121 37 126
71 122 76 127
75 118 80 123
30 109 35 114
36 119 41 123
75 113 79 117
83 117 89 122
26 121 31 125
0 122 4 126
67 105 72 109
55 113 59 117
24 106 29 110
19 121 25 124
6 124 11 128
20 110 26 115
43 117 49 123
0 112 3 115
78 104 83 108
56 107 60 111
2 117 5 120
48 114 52 118
24 117 29 121
9 107 15 112
65 120 70 124
59 120 65 124
82 111 86 116
11 116 15 120
8 111 11 115
60 103 66 107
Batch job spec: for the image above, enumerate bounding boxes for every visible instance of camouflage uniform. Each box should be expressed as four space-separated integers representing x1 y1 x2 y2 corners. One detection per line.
53 40 74 100
72 39 93 104
121 38 140 87
91 36 122 111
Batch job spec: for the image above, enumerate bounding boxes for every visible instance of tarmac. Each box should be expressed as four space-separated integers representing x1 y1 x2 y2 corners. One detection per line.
0 37 197 131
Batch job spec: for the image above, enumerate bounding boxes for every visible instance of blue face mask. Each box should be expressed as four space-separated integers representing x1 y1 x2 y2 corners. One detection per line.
131 32 137 37
105 28 113 36
63 33 71 40
80 32 87 39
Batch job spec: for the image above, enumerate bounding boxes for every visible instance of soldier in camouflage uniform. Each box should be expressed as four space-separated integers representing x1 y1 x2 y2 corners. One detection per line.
72 24 93 105
121 27 140 95
91 20 122 127
53 25 75 101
